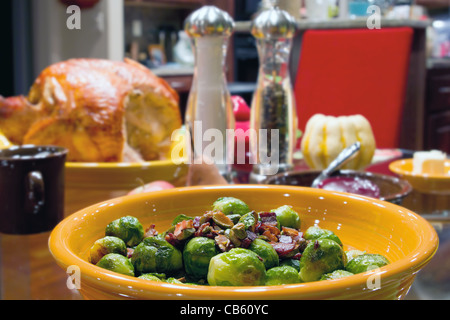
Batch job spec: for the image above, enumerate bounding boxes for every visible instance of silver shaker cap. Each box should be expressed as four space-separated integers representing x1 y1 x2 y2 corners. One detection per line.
185 6 235 38
251 6 297 40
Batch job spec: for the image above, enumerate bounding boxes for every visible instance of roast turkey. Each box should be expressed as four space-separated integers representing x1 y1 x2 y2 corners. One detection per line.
0 58 182 162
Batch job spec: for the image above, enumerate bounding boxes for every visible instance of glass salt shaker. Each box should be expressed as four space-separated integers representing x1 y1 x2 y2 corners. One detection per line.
184 6 236 183
249 6 298 183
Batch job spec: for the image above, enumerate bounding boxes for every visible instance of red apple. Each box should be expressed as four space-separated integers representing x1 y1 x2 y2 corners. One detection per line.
232 95 251 121
128 181 175 195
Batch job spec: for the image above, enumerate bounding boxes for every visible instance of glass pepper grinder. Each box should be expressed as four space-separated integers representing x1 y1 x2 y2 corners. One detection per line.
249 5 298 183
184 6 236 183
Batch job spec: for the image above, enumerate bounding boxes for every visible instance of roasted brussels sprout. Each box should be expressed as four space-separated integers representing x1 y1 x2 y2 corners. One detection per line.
271 205 301 229
303 226 342 246
212 197 250 216
131 237 183 276
183 237 219 279
171 214 194 226
345 253 389 274
96 253 135 277
226 223 248 247
299 239 346 282
227 214 242 224
346 249 365 264
248 238 279 269
138 274 163 281
280 258 300 272
265 266 300 285
165 277 185 284
238 211 258 231
105 216 144 247
320 270 354 281
207 248 266 286
90 196 386 287
88 236 127 265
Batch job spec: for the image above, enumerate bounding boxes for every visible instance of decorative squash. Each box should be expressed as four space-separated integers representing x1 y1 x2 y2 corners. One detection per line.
301 114 376 170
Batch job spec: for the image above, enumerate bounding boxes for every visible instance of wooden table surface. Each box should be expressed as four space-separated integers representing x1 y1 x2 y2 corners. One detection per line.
1 230 83 300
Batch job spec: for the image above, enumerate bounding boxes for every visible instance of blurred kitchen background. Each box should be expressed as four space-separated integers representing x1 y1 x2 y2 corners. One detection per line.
1 0 450 152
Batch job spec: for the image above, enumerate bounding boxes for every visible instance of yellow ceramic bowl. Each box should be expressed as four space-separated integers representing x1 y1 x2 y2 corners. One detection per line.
64 160 188 216
389 159 450 195
49 185 438 300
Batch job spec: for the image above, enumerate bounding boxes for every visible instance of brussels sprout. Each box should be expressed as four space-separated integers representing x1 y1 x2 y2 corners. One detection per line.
138 274 163 281
227 214 242 224
299 239 345 282
280 258 300 272
320 270 354 281
173 219 196 241
238 211 259 232
105 216 144 247
265 266 300 286
345 254 389 274
303 226 342 246
346 250 365 264
165 277 185 284
207 248 266 286
183 237 219 279
131 237 183 276
96 253 135 277
88 236 127 265
227 223 248 247
271 205 301 229
212 197 250 216
248 239 279 269
171 214 194 226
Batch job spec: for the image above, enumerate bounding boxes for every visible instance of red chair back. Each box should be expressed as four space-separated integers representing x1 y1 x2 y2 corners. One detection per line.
294 28 413 148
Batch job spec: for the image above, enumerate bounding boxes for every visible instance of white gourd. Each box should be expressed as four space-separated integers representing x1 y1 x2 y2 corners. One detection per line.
301 114 376 170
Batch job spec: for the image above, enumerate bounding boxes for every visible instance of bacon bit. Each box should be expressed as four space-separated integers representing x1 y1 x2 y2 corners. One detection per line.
144 224 158 238
127 247 134 259
240 237 253 249
165 233 182 247
262 230 278 242
279 235 293 244
259 212 278 226
281 227 304 243
238 231 257 249
282 226 300 237
195 222 212 237
257 223 280 243
270 242 297 258
173 219 195 240
246 231 257 242
258 223 280 235
193 216 202 229
314 240 320 249
291 252 302 260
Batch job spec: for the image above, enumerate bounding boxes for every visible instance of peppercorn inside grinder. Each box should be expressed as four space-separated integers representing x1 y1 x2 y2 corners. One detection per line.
184 6 236 183
249 6 298 183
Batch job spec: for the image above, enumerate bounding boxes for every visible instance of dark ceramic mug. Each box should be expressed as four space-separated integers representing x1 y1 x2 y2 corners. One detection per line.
0 145 68 234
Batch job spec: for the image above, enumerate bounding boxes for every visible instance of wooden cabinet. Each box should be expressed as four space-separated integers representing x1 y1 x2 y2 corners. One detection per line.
125 0 235 14
124 0 235 98
425 66 450 153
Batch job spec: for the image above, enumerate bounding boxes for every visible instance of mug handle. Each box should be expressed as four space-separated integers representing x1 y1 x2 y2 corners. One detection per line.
26 171 45 214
